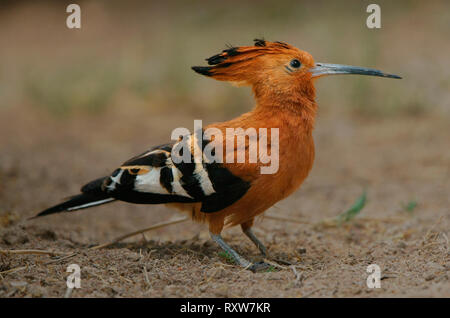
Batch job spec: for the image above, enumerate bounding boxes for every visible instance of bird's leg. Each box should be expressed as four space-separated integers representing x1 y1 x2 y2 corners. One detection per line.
209 216 272 272
210 232 251 268
209 232 271 272
242 228 268 257
241 220 268 257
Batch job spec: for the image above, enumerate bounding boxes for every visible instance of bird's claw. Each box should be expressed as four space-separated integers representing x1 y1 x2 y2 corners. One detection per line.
247 261 273 273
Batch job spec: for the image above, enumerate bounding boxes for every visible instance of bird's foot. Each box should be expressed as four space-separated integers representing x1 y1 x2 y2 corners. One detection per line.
247 261 275 273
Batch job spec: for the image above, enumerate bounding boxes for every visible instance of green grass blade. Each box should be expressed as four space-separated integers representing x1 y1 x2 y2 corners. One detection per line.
336 191 367 224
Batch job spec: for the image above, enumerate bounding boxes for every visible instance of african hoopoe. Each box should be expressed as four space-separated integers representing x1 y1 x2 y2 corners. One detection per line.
35 39 400 271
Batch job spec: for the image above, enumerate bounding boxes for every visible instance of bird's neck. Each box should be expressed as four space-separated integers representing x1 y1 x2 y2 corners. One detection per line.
252 86 318 132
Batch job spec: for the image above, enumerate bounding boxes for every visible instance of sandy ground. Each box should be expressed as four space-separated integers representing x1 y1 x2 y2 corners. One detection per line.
0 103 449 298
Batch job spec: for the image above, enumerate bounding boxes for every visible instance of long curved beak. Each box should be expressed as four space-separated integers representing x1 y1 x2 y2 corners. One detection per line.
310 63 401 79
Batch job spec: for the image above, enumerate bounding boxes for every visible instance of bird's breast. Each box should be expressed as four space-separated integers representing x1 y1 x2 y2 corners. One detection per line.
266 126 315 199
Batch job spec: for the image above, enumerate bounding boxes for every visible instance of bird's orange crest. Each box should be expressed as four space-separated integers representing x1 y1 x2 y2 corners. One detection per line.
192 39 315 83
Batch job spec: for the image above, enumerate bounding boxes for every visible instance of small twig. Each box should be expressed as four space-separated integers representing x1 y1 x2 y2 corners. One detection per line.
0 249 68 256
421 241 445 250
44 252 78 265
0 266 27 276
358 216 408 223
442 233 449 251
263 258 289 270
422 215 444 244
290 265 303 287
117 274 133 284
205 267 219 283
214 262 235 268
301 288 321 298
238 262 253 273
143 265 151 287
264 214 310 225
90 216 189 250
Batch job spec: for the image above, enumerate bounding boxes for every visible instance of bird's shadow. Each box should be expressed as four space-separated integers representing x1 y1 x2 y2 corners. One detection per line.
97 239 250 262
95 238 297 267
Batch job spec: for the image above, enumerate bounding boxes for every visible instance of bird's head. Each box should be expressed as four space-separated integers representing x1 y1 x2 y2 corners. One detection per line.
192 39 401 106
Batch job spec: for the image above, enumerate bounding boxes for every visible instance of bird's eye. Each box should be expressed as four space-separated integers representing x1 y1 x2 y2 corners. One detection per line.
290 59 301 68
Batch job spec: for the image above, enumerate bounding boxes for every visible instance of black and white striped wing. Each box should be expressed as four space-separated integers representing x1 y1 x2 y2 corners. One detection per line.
102 143 250 213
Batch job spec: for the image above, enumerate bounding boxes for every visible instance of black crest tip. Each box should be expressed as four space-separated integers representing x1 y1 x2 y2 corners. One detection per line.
191 66 212 76
206 53 226 65
254 38 266 47
274 41 289 48
223 47 239 56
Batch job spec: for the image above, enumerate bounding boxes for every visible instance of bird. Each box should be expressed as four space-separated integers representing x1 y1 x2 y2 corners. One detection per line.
34 39 401 271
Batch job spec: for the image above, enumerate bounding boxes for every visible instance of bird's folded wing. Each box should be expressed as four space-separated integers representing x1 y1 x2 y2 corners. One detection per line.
101 142 251 213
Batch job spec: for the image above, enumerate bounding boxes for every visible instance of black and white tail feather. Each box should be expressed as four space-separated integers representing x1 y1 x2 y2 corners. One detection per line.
33 177 114 218
34 134 250 218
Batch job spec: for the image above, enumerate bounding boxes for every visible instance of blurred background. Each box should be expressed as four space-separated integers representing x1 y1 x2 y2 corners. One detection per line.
0 0 449 240
1 0 449 117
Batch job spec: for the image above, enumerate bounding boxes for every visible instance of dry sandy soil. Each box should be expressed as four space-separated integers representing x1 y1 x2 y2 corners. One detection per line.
0 104 449 298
